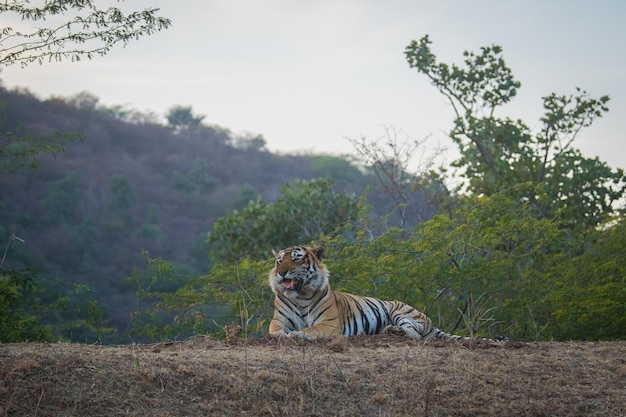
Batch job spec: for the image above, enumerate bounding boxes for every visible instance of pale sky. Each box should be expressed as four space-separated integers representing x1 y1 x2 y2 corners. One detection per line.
2 0 625 170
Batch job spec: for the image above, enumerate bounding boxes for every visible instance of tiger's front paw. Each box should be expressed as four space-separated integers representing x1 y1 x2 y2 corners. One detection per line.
269 330 288 338
287 330 314 340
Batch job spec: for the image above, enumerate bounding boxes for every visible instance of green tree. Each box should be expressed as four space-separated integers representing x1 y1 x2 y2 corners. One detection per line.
546 218 626 340
0 234 110 343
233 183 259 210
102 175 135 235
171 159 218 195
108 175 135 210
0 1 171 68
0 235 53 342
405 35 625 230
126 252 234 341
233 132 267 152
138 204 161 241
399 35 626 340
166 105 205 133
308 154 360 180
0 267 53 342
77 216 100 269
43 171 83 222
208 178 357 262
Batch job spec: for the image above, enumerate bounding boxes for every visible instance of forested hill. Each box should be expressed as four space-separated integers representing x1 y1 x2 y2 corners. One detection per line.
0 86 392 340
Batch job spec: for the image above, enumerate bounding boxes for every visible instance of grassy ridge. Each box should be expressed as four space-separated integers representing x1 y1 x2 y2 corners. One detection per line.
1 336 625 416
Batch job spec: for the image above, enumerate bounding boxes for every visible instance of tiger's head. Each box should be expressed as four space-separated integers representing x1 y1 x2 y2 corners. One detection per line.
269 245 329 299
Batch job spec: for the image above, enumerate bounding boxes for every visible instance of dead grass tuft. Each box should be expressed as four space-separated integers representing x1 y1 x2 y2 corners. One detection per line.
1 335 624 416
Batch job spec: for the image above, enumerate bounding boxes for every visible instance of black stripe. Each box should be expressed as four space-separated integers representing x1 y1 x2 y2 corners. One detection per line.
362 297 389 333
335 293 354 335
335 293 379 336
303 286 329 317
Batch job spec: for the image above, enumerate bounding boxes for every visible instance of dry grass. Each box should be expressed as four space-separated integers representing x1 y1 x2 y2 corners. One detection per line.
1 335 625 416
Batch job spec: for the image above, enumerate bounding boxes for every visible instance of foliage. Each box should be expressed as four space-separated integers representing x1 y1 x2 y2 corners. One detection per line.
122 201 626 342
233 183 258 210
0 98 82 174
126 252 246 341
138 204 161 241
405 35 625 230
166 105 205 132
129 177 363 340
379 34 625 339
126 253 182 341
307 154 364 184
208 178 358 262
319 191 563 340
0 234 111 343
109 175 135 210
0 233 53 342
43 171 83 222
171 159 218 195
233 132 267 152
197 258 273 337
546 218 626 340
133 191 573 341
0 0 171 68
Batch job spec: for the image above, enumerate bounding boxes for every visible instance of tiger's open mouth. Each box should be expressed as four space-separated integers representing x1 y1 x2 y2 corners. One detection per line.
282 279 297 290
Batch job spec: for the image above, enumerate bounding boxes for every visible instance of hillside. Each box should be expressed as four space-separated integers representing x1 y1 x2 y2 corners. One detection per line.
1 336 625 416
0 87 371 272
2 86 441 342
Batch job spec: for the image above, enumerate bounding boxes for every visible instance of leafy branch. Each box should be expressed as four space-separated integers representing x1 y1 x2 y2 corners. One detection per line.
0 0 171 68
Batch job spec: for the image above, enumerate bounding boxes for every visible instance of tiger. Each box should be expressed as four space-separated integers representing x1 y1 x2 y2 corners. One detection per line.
268 245 483 342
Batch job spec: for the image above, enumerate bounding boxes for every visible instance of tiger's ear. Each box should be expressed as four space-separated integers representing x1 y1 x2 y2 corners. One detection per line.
313 246 326 260
271 249 279 258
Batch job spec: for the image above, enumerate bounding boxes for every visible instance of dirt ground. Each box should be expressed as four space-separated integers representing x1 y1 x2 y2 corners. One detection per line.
1 335 625 417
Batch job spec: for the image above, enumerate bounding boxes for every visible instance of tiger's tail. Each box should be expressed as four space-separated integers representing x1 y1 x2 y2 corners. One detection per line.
433 328 470 341
433 328 508 343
